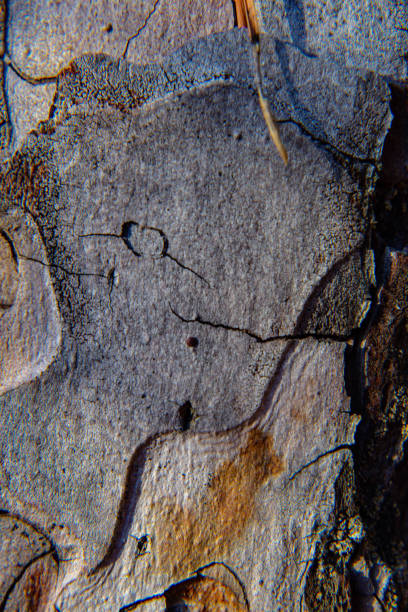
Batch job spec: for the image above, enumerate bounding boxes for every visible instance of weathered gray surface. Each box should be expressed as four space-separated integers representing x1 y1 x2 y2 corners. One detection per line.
0 31 391 610
5 0 233 151
256 0 408 80
54 31 390 163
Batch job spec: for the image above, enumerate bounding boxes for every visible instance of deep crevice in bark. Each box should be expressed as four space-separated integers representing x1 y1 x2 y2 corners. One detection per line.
305 82 408 612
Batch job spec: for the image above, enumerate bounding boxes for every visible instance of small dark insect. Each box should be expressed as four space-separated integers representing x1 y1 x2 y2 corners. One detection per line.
130 533 149 557
186 336 199 348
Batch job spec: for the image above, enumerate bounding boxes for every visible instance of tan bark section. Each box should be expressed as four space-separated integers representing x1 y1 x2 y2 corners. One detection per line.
3 553 58 612
0 230 19 314
0 209 61 395
165 575 247 611
150 428 283 576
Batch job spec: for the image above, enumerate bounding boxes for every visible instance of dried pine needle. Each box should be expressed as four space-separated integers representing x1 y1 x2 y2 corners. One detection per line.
233 0 288 164
257 86 288 165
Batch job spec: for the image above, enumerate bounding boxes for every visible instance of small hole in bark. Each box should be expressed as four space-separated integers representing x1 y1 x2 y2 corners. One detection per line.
179 401 193 431
186 336 199 348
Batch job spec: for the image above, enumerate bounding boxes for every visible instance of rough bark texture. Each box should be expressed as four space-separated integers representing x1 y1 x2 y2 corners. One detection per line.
0 1 407 610
255 0 408 80
4 0 233 151
305 75 408 612
0 209 61 395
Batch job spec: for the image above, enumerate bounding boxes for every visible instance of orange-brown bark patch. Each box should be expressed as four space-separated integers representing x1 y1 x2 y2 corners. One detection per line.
165 575 247 611
0 152 54 215
150 428 283 576
5 553 58 612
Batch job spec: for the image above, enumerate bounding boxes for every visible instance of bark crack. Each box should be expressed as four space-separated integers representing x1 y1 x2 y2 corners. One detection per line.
169 304 354 343
119 560 250 612
228 80 380 169
18 253 106 280
3 54 57 86
123 0 162 59
0 550 56 612
288 444 353 482
79 221 210 286
276 117 380 170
